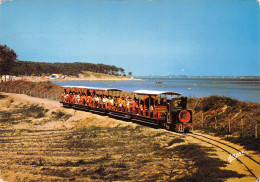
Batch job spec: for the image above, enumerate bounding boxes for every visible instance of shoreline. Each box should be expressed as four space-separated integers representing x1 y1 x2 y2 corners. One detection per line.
1 72 141 83
56 76 141 82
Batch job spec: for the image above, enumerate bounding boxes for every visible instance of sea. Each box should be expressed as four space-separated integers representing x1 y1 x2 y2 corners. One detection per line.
52 77 260 103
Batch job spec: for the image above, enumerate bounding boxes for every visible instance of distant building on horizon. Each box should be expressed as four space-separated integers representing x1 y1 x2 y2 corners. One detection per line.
49 74 64 79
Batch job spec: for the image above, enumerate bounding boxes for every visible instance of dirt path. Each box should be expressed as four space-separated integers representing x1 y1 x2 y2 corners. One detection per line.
0 92 259 181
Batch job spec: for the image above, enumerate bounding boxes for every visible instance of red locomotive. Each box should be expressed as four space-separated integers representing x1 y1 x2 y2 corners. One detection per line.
60 86 193 132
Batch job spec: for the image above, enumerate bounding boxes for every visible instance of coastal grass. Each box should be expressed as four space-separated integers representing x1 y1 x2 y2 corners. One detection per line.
189 95 260 152
225 136 260 152
21 104 48 118
0 104 46 123
194 125 260 152
51 110 72 120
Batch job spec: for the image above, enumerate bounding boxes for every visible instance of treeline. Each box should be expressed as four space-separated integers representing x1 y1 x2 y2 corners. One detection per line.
10 60 126 76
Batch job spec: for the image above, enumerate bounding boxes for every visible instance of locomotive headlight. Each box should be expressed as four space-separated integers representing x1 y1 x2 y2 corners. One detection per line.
174 100 181 107
178 110 191 123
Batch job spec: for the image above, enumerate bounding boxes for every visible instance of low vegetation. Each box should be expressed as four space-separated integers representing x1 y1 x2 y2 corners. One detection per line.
51 110 72 120
0 80 61 98
189 95 260 152
0 103 47 124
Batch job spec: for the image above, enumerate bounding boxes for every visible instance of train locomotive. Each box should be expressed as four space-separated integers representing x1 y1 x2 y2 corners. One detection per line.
60 86 193 132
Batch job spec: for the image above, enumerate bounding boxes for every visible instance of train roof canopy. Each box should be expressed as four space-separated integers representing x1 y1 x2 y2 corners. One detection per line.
62 86 122 92
132 90 181 96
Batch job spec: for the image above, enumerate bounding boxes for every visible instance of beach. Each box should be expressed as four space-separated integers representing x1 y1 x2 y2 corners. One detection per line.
1 71 138 83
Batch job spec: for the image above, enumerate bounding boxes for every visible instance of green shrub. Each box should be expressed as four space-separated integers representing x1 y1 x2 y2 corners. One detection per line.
21 104 47 118
52 110 72 120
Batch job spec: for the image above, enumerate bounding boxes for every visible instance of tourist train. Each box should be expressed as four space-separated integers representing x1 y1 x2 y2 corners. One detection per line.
60 86 193 132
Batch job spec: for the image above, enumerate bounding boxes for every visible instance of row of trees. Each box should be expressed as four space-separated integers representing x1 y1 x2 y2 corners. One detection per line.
0 44 129 78
11 61 126 76
0 44 17 80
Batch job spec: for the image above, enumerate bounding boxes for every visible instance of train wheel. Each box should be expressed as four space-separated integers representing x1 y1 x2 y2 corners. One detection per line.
166 123 171 130
158 121 165 129
165 122 173 131
184 127 191 133
163 121 168 129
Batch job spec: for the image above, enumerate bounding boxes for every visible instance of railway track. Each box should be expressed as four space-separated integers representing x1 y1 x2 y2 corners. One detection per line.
186 133 260 180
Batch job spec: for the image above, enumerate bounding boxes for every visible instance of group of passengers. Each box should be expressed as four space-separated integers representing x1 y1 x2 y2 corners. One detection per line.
61 89 168 116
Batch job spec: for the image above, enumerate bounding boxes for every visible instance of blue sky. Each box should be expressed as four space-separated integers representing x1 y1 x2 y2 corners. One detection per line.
0 0 259 76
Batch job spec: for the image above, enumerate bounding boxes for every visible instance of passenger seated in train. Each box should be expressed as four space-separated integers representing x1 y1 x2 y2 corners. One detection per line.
91 95 95 106
139 104 143 115
80 93 86 105
126 97 131 111
75 92 80 104
121 97 126 111
98 95 102 105
118 97 122 108
145 96 154 108
94 95 99 106
133 98 138 114
114 97 118 108
87 90 91 97
61 89 67 100
149 105 154 118
159 98 167 106
112 97 116 108
62 90 70 103
102 96 107 108
108 97 114 108
87 95 92 106
71 92 76 103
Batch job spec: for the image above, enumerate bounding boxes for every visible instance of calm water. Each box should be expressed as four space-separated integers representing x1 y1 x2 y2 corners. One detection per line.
52 77 260 103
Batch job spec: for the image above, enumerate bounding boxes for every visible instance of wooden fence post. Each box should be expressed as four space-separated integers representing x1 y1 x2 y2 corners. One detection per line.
241 119 243 136
256 124 258 139
215 117 217 129
202 113 204 127
228 119 231 133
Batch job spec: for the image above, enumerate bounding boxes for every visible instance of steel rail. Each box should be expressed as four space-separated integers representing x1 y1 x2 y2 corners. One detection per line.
187 133 259 180
191 133 260 166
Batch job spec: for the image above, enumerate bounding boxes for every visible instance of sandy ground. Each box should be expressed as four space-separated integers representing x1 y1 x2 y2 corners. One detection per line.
6 72 139 83
0 93 259 181
184 134 260 182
